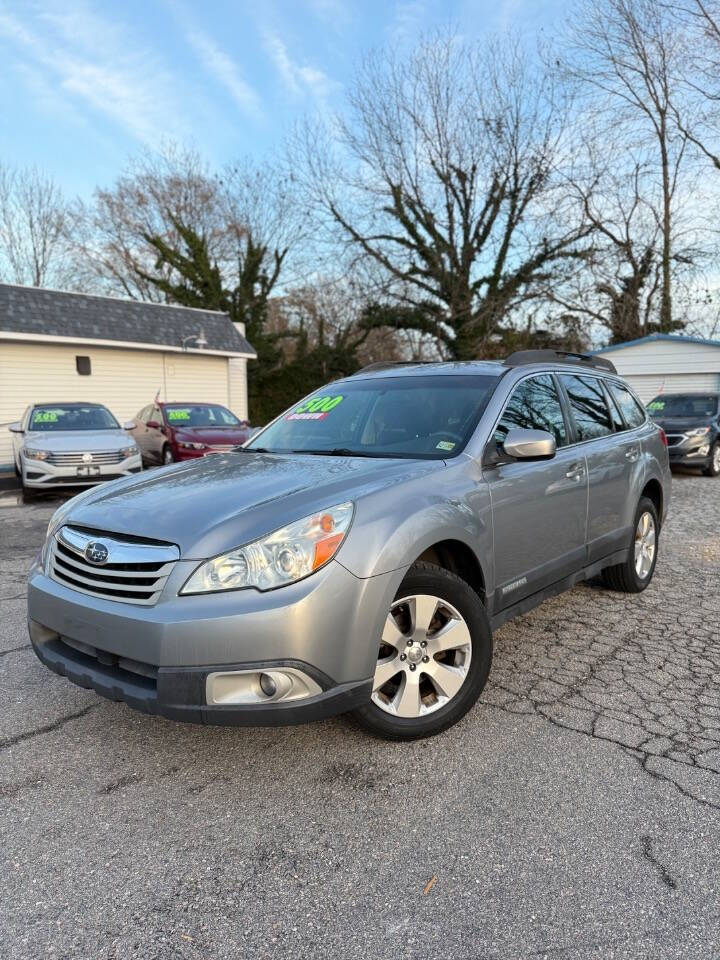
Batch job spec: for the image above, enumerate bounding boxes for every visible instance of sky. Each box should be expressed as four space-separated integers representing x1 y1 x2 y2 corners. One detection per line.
0 0 569 198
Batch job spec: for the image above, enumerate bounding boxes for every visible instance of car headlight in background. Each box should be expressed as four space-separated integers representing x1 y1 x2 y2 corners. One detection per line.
181 502 354 594
119 445 139 458
24 448 50 461
178 441 206 451
687 427 710 437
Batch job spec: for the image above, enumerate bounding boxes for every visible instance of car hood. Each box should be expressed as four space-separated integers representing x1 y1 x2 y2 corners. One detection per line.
173 426 249 445
60 452 441 558
652 416 715 432
23 429 134 452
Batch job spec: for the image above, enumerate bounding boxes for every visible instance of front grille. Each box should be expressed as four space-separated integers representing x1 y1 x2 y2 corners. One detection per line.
665 434 685 447
49 526 179 606
46 450 126 466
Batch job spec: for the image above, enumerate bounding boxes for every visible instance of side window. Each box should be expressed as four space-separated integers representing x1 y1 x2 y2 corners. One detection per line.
560 375 614 441
494 375 568 448
608 382 647 429
137 405 150 422
151 405 162 423
604 383 626 432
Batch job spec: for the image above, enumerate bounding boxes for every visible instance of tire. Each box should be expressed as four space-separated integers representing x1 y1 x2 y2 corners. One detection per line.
602 496 659 593
162 445 174 465
702 441 720 477
351 561 492 740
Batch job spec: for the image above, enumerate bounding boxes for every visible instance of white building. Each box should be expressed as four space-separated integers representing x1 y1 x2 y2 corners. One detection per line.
595 333 720 402
0 284 255 471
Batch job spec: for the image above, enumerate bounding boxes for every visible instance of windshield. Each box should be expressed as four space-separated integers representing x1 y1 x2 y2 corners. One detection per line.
647 394 718 418
29 405 120 432
164 404 241 427
247 374 500 459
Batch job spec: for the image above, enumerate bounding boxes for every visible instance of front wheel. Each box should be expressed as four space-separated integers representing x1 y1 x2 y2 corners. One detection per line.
162 445 175 465
352 562 492 740
703 441 720 477
602 496 659 593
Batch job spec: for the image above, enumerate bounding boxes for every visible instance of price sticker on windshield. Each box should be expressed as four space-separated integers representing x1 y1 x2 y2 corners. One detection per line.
167 409 191 421
33 410 60 423
647 400 664 411
285 395 344 421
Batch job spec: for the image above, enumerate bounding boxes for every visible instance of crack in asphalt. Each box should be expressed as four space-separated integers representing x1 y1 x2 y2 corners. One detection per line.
0 704 99 751
481 481 720 814
0 643 30 659
640 834 678 890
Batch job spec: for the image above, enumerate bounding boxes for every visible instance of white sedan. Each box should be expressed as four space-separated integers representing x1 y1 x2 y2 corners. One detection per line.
9 403 142 490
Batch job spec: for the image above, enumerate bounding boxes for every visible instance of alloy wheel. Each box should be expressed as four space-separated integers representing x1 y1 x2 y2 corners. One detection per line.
713 445 720 473
634 511 656 579
371 594 472 717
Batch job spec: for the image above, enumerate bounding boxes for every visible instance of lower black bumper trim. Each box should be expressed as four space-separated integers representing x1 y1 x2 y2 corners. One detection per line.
29 624 372 727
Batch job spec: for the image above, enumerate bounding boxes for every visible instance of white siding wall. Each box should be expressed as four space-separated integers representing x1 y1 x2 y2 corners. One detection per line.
0 341 246 467
599 340 720 402
624 373 720 402
228 358 249 420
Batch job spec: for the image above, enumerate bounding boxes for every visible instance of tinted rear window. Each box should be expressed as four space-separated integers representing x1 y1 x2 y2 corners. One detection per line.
560 375 614 441
608 382 646 428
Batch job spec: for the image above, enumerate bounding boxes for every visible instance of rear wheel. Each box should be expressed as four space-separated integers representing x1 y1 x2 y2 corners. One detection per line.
703 441 720 477
602 496 659 593
352 562 492 740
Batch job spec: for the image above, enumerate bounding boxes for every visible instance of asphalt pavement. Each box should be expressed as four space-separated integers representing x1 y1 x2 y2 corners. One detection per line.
0 475 718 959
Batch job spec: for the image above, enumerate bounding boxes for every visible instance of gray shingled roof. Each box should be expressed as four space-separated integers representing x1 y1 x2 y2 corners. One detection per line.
0 284 256 357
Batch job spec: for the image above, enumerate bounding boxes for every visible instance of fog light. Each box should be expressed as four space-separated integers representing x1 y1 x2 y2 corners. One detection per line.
259 673 277 697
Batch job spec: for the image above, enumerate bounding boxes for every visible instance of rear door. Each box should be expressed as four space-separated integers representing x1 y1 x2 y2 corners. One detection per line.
485 374 588 611
132 405 152 462
145 404 165 464
558 374 641 564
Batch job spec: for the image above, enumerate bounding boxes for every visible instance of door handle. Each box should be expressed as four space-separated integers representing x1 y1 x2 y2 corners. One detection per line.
625 447 640 462
565 462 585 480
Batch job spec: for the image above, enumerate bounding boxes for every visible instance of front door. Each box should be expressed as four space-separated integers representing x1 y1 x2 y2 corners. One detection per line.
484 374 588 611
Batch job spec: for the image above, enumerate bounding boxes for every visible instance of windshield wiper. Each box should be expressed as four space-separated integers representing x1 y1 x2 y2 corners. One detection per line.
291 448 386 458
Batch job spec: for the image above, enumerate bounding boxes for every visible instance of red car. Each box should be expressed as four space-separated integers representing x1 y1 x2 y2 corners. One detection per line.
129 401 252 466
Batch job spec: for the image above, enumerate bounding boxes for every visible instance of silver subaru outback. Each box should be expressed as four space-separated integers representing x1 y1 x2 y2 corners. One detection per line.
27 351 671 740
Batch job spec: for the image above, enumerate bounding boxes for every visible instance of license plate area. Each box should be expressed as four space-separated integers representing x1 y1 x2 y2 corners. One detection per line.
76 465 101 477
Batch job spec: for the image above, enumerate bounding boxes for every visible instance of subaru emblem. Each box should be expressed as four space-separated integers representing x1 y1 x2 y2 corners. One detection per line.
85 541 109 565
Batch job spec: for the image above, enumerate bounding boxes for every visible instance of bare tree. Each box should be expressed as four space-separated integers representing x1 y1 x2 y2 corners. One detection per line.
564 0 692 332
666 1 720 170
297 33 593 360
0 162 78 288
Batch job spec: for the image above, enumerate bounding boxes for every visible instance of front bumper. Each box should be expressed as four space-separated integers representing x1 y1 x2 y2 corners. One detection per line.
22 455 142 488
667 444 712 468
27 557 399 726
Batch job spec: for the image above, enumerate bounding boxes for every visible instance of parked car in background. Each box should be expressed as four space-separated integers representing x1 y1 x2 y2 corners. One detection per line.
127 401 253 466
9 403 141 490
647 392 720 477
28 351 670 740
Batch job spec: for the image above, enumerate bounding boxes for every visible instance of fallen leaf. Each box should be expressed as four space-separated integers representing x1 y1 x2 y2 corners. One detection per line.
423 875 437 895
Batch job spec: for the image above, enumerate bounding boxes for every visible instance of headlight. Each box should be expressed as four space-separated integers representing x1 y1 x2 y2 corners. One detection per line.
178 441 206 450
181 502 354 595
687 427 710 437
24 448 49 461
119 445 139 458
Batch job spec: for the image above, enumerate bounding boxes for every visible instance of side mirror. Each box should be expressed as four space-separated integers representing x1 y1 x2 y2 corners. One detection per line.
503 428 557 461
8 421 23 434
122 420 136 430
146 420 161 429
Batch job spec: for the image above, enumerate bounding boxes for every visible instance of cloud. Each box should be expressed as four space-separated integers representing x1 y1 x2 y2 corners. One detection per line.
0 3 189 146
164 1 263 121
261 28 333 104
389 0 428 45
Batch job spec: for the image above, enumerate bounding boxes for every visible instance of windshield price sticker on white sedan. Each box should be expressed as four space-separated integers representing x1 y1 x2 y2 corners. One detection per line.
285 395 344 421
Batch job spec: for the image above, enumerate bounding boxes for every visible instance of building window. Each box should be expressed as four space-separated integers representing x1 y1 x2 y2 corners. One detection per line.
76 356 91 376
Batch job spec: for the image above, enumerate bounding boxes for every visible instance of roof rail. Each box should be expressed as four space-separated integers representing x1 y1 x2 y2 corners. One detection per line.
503 349 617 375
